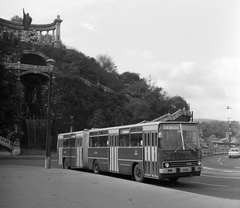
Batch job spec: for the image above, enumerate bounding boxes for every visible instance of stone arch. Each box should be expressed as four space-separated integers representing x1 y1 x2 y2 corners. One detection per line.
19 51 50 118
21 54 46 66
19 51 49 79
20 50 49 66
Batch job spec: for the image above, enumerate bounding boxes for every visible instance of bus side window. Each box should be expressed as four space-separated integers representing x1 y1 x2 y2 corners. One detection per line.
119 134 129 147
99 135 108 147
90 136 98 147
130 133 142 147
70 138 75 147
63 139 69 147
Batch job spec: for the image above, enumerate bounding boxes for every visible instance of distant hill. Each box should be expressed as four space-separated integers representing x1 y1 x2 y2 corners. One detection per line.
193 118 225 123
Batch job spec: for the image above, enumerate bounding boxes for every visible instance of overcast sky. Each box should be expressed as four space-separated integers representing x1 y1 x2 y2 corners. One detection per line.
1 0 239 121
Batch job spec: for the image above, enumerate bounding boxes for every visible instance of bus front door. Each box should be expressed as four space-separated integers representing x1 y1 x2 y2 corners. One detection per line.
144 132 158 178
109 134 119 172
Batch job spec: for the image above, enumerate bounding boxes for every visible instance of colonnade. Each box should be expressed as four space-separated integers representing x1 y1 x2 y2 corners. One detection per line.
0 15 62 48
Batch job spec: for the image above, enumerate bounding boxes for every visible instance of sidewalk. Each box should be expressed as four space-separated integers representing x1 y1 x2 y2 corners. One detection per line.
0 163 239 208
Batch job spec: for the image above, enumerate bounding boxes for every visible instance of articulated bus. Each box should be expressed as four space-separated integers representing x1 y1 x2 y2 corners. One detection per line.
57 121 202 182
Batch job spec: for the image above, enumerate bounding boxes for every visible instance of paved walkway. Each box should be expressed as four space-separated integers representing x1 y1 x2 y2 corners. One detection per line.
0 163 239 208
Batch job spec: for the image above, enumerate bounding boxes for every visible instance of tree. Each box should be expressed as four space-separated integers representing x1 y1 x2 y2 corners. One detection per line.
0 62 24 140
120 72 141 85
10 15 23 24
167 96 189 113
197 120 240 140
96 54 117 74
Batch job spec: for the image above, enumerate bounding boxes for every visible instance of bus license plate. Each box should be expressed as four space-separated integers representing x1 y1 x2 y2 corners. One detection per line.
180 167 191 172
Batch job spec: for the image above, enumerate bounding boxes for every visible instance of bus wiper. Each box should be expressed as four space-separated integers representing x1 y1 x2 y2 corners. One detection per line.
185 143 196 152
173 144 183 152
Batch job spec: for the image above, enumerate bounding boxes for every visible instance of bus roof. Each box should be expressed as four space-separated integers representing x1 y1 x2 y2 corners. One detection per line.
88 121 196 133
58 121 197 137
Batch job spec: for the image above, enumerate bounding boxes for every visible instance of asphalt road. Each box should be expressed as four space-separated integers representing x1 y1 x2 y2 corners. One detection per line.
0 155 239 208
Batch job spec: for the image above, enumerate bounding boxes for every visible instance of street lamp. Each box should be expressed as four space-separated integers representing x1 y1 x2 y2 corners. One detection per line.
227 106 232 148
45 59 55 169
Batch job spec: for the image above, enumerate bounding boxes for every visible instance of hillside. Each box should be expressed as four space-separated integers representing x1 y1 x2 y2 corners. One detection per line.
193 118 224 123
1 40 191 148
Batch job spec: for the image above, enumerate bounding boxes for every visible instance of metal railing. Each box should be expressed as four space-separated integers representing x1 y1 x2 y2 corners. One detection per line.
0 136 13 150
201 148 229 156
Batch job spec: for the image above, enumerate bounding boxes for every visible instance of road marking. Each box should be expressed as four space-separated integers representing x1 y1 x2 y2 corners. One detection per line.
203 166 240 173
218 158 223 165
201 174 240 180
190 181 229 188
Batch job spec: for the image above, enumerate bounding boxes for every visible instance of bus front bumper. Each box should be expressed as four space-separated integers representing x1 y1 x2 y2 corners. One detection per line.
159 166 202 174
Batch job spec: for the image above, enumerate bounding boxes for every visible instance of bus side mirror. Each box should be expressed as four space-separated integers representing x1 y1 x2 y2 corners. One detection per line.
158 132 162 139
158 132 162 149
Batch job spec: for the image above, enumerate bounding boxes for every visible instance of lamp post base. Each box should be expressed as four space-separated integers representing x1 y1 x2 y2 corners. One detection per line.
45 157 51 169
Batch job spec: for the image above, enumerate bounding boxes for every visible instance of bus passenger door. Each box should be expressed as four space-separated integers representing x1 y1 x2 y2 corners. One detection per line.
82 131 89 169
109 134 119 172
57 140 63 165
76 137 83 167
144 132 158 178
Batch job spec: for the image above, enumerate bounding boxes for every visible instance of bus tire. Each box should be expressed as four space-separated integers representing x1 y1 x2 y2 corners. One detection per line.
63 158 71 169
93 160 100 174
133 163 144 182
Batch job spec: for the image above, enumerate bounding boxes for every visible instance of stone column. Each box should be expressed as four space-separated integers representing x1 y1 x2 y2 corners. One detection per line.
54 15 62 48
12 139 21 156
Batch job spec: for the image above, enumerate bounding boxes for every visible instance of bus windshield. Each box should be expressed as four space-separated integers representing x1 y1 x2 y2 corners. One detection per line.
159 124 200 151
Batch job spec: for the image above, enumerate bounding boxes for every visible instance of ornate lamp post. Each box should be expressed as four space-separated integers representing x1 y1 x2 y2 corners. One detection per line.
45 59 55 169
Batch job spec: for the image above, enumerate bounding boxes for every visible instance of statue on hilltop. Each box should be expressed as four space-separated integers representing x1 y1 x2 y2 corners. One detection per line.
23 8 32 30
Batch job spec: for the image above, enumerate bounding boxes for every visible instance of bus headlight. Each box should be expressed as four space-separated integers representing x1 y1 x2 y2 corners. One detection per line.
164 162 170 168
198 161 201 166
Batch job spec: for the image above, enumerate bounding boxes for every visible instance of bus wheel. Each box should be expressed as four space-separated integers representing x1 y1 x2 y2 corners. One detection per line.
63 158 70 169
168 177 179 183
133 164 144 182
93 160 100 174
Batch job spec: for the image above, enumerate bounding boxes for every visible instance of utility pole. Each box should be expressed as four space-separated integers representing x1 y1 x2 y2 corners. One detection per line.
70 116 74 132
227 106 232 148
45 59 55 169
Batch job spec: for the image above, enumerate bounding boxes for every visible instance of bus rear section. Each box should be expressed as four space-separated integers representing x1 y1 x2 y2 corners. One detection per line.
57 131 84 169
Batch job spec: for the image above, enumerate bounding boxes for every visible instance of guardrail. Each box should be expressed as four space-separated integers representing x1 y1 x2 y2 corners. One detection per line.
201 148 228 156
